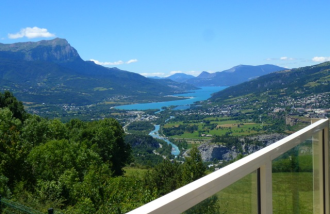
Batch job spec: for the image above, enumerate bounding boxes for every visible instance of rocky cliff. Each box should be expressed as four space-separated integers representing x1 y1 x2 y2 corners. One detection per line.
194 133 287 162
0 38 81 62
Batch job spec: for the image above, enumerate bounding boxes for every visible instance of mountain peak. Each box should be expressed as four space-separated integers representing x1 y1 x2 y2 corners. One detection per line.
36 38 70 46
166 73 194 83
197 71 213 78
0 38 81 63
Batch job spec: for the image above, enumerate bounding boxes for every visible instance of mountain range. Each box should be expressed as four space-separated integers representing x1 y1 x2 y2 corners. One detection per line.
211 61 330 103
0 38 196 105
155 64 286 87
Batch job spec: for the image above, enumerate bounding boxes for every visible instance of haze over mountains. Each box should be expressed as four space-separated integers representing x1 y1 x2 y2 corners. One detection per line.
162 64 286 87
0 38 196 105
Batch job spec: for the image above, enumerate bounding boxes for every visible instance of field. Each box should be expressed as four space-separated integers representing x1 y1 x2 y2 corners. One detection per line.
163 118 266 140
185 172 314 214
123 167 148 178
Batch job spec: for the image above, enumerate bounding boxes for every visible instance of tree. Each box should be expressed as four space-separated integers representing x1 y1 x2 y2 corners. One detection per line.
86 118 131 176
0 108 31 188
180 146 206 185
0 91 27 121
28 139 102 181
145 159 181 196
21 115 50 147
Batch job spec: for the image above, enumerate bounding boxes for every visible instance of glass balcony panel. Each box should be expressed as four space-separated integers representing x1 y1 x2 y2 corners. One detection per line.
182 171 258 214
272 130 323 214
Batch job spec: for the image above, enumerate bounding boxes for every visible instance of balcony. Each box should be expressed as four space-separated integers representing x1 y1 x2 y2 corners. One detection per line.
127 118 329 214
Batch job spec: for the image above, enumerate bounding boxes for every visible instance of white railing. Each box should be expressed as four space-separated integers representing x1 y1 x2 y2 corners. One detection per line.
127 119 329 214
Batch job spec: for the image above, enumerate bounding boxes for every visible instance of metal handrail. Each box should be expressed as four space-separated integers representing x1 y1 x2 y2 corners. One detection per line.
127 119 329 214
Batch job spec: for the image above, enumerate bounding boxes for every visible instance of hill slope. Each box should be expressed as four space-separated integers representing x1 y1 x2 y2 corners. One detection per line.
210 62 330 103
0 38 196 105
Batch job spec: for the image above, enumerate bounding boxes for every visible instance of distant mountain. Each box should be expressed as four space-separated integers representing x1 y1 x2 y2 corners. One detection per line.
166 73 195 83
147 76 163 79
185 64 286 87
0 38 196 105
210 62 330 103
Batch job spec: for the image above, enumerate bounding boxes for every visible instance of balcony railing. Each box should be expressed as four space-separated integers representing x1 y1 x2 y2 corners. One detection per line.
127 118 329 214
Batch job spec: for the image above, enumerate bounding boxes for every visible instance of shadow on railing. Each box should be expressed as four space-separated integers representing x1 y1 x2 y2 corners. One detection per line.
127 119 330 214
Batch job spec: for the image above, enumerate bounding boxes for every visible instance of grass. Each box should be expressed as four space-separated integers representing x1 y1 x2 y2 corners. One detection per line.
164 119 266 139
123 167 148 178
272 172 313 214
186 171 315 214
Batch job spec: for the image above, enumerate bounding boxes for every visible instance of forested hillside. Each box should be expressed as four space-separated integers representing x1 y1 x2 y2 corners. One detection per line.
0 91 211 213
0 38 196 106
211 62 330 103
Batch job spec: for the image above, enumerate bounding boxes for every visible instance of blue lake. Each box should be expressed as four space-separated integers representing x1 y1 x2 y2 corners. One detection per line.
115 86 227 110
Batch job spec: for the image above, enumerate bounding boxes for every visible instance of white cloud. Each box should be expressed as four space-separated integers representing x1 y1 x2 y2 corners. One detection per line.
169 71 183 75
126 59 138 64
267 57 295 61
140 72 165 77
90 59 124 66
90 58 138 66
312 56 330 62
280 56 294 60
8 27 55 39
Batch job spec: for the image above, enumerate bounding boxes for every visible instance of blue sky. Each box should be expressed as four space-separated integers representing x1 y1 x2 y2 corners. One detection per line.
1 0 329 77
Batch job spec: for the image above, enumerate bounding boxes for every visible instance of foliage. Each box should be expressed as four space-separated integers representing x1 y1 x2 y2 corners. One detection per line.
126 121 155 135
1 93 212 213
124 134 163 167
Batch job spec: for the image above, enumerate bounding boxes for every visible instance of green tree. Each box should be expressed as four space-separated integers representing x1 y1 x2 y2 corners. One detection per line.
0 108 31 188
145 159 181 196
180 146 206 185
28 139 102 181
21 115 50 147
87 118 131 176
0 91 27 121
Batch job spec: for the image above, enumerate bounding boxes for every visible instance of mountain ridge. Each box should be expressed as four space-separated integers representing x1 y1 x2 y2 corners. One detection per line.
210 62 330 103
185 64 286 87
0 38 196 105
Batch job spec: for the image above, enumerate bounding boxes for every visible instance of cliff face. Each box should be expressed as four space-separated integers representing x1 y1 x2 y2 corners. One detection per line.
196 133 287 162
0 38 81 62
197 144 237 162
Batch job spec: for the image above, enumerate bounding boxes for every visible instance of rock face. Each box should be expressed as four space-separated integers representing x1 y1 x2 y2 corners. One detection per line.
197 144 238 162
197 133 287 162
0 38 80 62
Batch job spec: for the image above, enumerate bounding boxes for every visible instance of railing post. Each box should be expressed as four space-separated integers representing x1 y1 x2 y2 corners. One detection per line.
323 125 329 214
259 161 272 214
0 194 2 214
48 208 54 214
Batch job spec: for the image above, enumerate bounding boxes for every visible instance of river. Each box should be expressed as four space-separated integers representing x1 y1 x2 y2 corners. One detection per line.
123 86 227 156
115 86 227 111
149 124 180 156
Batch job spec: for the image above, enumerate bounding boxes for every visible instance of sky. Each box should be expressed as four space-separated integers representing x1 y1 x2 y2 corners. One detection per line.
1 0 329 77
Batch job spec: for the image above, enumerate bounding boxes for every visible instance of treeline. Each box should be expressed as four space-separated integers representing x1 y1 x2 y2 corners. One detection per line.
126 121 154 135
0 91 212 213
125 134 163 167
163 124 198 136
